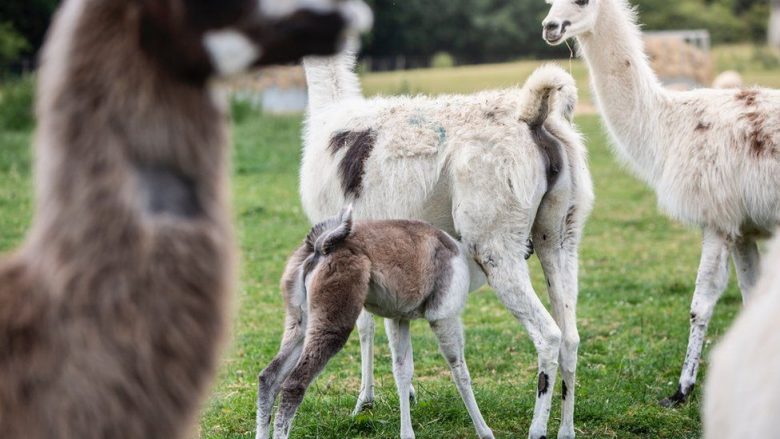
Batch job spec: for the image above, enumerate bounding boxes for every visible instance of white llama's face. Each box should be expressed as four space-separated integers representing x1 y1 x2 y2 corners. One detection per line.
541 0 599 45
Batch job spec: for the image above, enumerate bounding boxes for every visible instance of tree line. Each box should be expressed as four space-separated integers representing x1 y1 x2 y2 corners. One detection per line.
0 0 772 72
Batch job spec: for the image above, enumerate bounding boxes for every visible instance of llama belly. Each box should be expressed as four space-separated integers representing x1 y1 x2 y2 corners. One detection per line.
363 283 426 320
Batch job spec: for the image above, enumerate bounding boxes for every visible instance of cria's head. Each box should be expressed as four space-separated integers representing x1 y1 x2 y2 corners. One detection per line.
541 0 599 45
134 0 372 79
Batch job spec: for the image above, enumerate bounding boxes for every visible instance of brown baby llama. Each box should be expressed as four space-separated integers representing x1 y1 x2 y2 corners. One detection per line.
0 0 370 438
256 207 494 439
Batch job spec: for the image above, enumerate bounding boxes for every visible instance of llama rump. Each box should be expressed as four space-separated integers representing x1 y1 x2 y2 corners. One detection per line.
256 207 494 439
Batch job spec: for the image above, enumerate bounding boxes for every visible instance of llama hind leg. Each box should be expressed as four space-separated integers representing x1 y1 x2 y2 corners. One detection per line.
470 236 561 439
273 324 355 439
429 317 494 439
256 315 306 439
661 228 730 407
352 309 376 416
534 228 582 438
732 237 760 303
385 317 417 404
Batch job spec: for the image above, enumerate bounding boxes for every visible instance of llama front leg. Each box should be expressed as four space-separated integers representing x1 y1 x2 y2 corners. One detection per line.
352 309 376 416
732 237 760 303
473 240 561 439
661 228 731 407
256 315 306 439
429 317 494 439
385 318 417 404
387 319 415 439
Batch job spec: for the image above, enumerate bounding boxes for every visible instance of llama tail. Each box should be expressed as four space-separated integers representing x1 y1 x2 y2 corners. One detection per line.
302 51 363 112
518 64 578 126
305 205 354 255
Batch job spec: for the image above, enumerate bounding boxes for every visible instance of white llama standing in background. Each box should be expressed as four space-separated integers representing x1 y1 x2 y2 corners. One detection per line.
703 232 780 438
293 53 593 439
541 0 780 406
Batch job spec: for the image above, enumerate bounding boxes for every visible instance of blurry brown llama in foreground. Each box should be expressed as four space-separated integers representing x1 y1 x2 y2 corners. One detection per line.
0 0 370 437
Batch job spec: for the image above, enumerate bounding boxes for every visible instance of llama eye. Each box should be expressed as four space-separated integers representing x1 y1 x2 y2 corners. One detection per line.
575 0 589 5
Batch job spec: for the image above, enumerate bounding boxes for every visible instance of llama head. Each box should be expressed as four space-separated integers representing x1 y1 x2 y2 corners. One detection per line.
541 0 599 45
136 0 372 79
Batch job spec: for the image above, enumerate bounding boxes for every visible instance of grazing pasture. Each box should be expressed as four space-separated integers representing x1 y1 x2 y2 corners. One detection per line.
0 50 777 437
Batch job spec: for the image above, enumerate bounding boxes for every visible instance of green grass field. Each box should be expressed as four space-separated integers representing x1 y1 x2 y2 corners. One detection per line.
0 50 777 438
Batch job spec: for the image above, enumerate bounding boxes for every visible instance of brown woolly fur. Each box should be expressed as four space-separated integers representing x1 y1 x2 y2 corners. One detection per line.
257 210 495 439
0 0 365 438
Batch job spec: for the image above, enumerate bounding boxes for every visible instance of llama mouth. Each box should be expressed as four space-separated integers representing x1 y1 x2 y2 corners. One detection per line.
545 34 564 44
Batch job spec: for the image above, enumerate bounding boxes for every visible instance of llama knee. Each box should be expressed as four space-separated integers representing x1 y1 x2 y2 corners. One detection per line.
279 380 307 410
560 331 580 371
534 324 562 367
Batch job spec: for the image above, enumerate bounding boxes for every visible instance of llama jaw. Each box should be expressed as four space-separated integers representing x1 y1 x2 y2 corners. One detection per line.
544 32 565 45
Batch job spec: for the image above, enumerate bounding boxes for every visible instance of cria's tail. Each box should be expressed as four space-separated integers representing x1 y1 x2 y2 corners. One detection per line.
302 50 363 112
305 205 354 255
518 64 578 126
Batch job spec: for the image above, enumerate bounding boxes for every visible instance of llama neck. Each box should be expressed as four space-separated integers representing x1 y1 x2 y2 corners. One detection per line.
28 0 229 261
577 0 667 184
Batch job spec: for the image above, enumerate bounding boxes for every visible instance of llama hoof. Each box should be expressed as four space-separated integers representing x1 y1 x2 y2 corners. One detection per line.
528 429 548 439
659 385 690 408
557 428 575 439
351 394 374 416
479 429 495 439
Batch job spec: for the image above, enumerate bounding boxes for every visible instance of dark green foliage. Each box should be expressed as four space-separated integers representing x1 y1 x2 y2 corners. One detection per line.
362 0 769 64
0 22 29 67
0 76 35 131
0 0 59 60
639 0 769 43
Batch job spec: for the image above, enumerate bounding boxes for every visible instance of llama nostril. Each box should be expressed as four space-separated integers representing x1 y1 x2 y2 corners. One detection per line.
561 20 572 33
545 21 560 32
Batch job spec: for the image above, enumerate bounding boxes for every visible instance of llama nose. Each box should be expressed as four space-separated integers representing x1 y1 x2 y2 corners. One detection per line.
544 20 561 32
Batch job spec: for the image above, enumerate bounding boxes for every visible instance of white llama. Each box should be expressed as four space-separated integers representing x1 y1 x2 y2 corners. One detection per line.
703 231 780 438
294 53 594 439
541 0 780 406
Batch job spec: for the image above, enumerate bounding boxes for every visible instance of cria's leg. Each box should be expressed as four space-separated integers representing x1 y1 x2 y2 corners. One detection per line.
387 319 415 439
732 237 760 303
273 324 356 439
256 314 305 439
385 318 416 405
429 318 494 439
534 208 583 439
661 228 731 408
352 309 376 415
